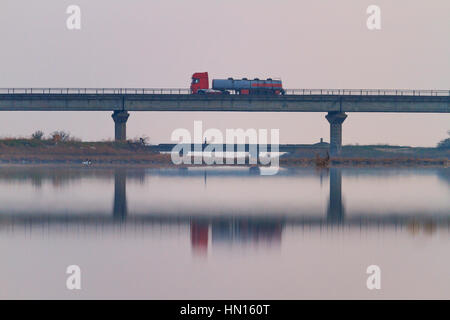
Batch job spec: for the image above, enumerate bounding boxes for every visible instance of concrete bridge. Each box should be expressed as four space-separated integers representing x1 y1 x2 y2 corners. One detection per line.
0 88 449 155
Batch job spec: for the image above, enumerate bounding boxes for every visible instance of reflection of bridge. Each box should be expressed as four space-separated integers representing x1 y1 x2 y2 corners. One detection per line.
0 168 449 227
0 89 448 155
0 167 447 260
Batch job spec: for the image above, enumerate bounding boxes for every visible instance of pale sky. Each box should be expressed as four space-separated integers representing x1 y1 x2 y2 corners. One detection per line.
0 0 449 146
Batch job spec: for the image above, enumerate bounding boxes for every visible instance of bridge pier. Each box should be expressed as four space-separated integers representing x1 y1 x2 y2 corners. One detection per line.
112 111 130 142
325 112 347 156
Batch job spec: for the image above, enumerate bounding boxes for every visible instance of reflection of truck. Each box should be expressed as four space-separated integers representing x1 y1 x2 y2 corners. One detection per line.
191 72 285 95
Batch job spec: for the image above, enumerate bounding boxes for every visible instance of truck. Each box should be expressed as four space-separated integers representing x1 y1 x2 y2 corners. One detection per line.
190 72 285 95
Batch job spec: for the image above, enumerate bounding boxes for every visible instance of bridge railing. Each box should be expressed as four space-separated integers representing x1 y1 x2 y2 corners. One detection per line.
283 89 450 96
0 88 192 95
0 88 448 96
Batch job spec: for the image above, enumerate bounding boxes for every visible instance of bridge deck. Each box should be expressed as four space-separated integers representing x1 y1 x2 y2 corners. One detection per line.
0 89 448 113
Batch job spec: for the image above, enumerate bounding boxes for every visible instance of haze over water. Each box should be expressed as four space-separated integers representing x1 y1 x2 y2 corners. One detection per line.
0 166 449 299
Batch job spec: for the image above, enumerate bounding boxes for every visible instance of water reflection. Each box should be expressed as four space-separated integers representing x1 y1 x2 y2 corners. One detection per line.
191 220 209 256
0 166 448 254
190 218 283 256
1 166 448 299
113 168 127 221
327 168 344 223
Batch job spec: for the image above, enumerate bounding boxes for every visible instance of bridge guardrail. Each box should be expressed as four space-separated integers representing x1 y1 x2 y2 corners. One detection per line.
0 88 449 96
0 88 192 95
283 89 450 96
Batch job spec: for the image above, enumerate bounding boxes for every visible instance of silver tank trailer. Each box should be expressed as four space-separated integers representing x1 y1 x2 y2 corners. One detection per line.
212 78 282 92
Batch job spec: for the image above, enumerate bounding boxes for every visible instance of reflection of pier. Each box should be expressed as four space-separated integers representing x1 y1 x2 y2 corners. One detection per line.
327 168 344 222
113 169 127 221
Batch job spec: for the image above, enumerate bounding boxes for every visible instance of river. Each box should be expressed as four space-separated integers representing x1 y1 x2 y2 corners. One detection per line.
0 166 449 299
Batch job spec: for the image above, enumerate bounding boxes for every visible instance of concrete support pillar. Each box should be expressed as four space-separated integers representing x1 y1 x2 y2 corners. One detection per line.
325 112 347 156
112 111 130 142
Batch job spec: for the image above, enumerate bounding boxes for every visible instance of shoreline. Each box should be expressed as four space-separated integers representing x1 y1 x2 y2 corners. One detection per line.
0 139 448 169
0 158 447 169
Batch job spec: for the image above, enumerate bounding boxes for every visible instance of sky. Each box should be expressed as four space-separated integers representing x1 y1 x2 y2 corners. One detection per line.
0 0 449 146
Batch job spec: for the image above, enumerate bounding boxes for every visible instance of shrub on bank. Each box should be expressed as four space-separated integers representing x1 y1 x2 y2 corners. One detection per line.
437 131 450 149
31 130 44 140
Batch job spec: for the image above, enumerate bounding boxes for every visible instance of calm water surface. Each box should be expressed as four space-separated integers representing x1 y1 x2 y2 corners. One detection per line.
0 166 449 299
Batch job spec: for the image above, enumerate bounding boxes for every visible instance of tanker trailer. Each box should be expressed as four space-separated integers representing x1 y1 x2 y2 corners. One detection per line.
191 72 284 95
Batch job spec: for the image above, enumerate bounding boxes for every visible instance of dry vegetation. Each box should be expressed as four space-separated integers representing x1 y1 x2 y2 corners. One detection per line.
0 138 172 166
0 136 448 168
279 157 448 168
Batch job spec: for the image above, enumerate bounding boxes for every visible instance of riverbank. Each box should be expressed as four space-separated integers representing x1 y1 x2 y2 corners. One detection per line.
0 139 448 168
0 139 171 167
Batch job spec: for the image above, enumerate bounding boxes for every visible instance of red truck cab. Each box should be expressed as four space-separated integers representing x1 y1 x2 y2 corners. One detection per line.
191 72 209 94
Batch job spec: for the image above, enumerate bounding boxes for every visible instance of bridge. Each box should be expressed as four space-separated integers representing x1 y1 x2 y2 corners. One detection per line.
1 88 449 155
